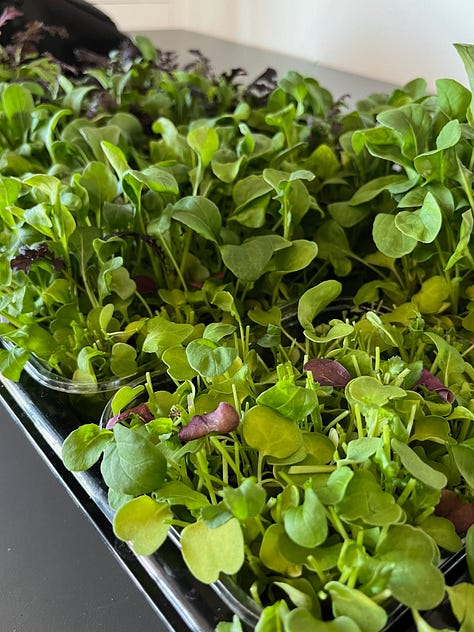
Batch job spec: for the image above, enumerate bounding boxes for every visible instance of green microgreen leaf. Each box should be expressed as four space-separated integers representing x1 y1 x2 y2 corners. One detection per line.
113 495 172 556
283 486 328 548
62 424 113 471
298 280 342 331
100 424 167 495
243 405 303 459
181 517 244 583
326 582 387 632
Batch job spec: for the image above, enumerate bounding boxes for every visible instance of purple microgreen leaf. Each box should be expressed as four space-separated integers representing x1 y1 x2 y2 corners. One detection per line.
304 358 351 387
413 368 455 403
106 402 154 429
10 243 64 274
178 402 239 442
133 275 157 294
0 6 23 28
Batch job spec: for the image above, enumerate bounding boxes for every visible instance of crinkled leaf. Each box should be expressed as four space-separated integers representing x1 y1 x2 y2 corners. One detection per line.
100 424 166 495
256 381 319 421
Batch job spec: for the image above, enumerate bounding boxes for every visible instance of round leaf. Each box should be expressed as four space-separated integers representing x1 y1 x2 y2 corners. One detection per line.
243 405 303 458
284 487 328 548
113 496 172 556
181 518 244 583
186 339 237 378
373 213 417 258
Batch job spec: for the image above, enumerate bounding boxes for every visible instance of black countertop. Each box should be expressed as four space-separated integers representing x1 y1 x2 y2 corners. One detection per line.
0 398 168 632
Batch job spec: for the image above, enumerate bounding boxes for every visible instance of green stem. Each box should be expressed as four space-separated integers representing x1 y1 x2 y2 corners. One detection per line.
195 449 218 504
354 404 364 438
326 506 350 540
397 477 416 506
209 437 241 484
306 555 327 583
257 452 265 485
179 228 193 276
134 290 154 317
155 233 188 291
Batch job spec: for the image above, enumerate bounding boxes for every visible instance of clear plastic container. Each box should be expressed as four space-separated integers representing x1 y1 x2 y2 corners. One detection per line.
1 338 158 394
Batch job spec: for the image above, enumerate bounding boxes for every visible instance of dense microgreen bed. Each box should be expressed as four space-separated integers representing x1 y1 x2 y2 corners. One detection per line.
0 17 473 631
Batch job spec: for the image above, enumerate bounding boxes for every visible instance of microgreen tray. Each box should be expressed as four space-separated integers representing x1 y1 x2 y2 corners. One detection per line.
0 370 468 631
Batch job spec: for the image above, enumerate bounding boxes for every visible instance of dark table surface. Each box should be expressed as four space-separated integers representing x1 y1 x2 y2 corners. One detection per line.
0 399 168 632
1 29 456 632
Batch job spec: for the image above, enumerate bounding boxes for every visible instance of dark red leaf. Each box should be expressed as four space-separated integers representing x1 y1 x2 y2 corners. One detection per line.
106 402 154 429
435 489 474 533
304 358 351 387
413 369 455 403
178 402 239 442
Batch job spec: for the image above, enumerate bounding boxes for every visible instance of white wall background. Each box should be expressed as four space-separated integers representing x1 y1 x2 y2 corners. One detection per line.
94 0 474 89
